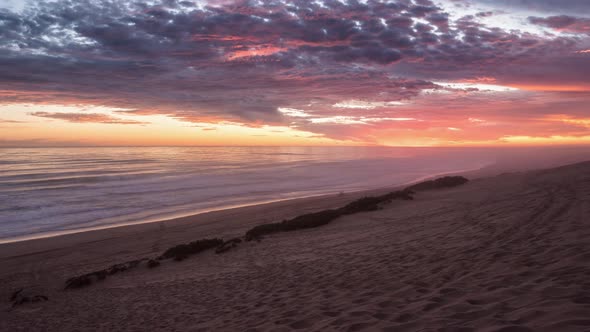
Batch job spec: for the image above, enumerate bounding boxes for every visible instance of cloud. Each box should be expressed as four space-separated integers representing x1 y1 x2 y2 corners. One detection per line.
278 108 312 118
309 116 416 125
472 0 590 16
476 11 494 18
0 0 589 144
0 118 25 123
332 100 406 109
0 138 91 147
30 112 148 125
529 15 590 35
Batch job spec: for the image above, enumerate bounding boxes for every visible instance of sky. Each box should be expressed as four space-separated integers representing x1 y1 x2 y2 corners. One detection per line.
0 0 589 147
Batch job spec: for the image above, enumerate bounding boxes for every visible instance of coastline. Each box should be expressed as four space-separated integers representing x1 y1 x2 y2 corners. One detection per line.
0 163 490 246
1 160 589 331
0 161 590 332
0 182 395 258
4 145 590 247
1 153 585 254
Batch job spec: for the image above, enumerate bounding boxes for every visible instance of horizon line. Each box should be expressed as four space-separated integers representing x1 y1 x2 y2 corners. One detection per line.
2 144 590 149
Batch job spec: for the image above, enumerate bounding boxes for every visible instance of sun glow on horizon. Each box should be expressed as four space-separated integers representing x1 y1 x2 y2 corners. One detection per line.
0 104 358 147
2 101 590 148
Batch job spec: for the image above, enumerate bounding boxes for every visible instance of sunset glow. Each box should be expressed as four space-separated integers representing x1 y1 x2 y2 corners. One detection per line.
1 0 589 147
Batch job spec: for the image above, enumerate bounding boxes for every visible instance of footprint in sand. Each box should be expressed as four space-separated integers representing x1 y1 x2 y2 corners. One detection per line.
289 319 312 329
438 327 474 332
423 302 440 311
377 300 393 308
372 312 388 320
347 322 375 331
348 310 371 317
491 326 533 332
322 311 340 317
572 295 590 304
545 319 590 328
395 313 413 323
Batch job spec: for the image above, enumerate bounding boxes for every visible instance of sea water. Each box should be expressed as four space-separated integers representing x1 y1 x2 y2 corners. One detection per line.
0 146 493 242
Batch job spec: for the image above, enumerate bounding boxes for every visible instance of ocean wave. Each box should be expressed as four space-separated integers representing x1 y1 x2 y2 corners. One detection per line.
0 147 493 241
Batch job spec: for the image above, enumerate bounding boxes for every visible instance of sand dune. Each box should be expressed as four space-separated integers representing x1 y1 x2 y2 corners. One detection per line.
1 161 590 331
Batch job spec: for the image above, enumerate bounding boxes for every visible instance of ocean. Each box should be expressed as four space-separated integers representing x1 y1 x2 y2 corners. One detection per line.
0 146 495 242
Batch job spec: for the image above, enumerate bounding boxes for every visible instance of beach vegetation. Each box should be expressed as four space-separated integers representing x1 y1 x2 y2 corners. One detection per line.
160 238 223 261
404 176 468 192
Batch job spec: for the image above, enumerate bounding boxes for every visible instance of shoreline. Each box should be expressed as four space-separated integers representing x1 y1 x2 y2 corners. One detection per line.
0 164 490 246
1 160 589 331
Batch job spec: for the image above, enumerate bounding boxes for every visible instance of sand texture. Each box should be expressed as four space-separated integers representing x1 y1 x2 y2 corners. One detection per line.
1 161 590 331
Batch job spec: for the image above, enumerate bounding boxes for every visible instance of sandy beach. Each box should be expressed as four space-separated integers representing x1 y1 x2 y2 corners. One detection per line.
4 0 590 330
1 161 589 331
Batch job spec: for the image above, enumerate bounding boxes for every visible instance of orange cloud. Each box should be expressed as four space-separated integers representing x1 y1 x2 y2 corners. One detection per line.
544 114 590 128
507 84 590 92
224 39 350 61
500 135 590 145
463 77 497 84
226 45 288 60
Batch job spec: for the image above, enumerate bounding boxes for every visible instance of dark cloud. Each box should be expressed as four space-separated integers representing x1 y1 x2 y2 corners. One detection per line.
0 0 588 137
472 0 590 16
529 15 590 35
426 12 450 32
475 11 494 18
390 12 588 89
0 118 25 123
30 112 148 124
